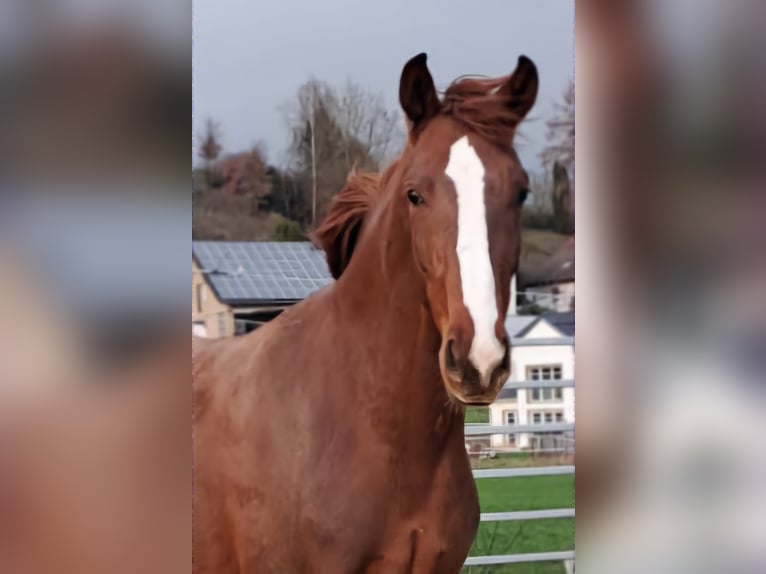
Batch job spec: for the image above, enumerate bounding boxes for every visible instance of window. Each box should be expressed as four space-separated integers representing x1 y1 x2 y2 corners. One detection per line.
527 365 564 402
530 387 564 402
530 411 566 443
503 411 517 446
530 410 564 425
528 365 563 380
217 312 227 336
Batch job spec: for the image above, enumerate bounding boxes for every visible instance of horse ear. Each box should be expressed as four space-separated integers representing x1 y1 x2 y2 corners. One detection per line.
399 53 441 131
498 55 539 121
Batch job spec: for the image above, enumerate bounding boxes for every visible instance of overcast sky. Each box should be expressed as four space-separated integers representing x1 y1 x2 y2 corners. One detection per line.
193 0 573 174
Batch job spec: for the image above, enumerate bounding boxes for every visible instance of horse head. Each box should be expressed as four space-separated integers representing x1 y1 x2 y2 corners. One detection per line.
397 53 538 405
316 53 539 406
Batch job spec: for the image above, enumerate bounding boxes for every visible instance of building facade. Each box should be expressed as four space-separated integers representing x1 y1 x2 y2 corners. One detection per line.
192 241 333 338
489 315 575 450
192 258 235 338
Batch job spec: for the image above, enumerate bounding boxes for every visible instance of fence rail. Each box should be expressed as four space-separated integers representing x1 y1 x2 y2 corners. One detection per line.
472 465 575 479
464 550 575 567
510 337 574 347
503 377 575 389
465 336 575 569
481 508 575 521
465 422 575 436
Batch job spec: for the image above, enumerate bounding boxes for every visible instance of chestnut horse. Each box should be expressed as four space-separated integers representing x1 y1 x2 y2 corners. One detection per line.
193 53 538 573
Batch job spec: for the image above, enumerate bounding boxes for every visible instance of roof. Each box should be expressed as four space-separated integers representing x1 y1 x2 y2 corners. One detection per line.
542 310 575 337
193 241 334 305
521 236 575 288
507 312 576 338
504 315 538 338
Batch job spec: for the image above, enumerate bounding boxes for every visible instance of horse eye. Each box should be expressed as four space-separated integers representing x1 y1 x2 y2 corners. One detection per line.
518 187 529 205
407 189 424 206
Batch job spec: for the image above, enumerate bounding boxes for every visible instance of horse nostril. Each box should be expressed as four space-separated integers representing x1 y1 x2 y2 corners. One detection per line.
491 338 512 382
499 337 511 371
445 338 458 371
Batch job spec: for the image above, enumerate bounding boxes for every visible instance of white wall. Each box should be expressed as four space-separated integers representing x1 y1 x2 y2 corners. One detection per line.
509 274 517 315
489 319 575 449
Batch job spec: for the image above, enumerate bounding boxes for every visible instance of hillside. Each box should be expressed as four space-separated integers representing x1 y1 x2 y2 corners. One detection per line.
519 229 570 275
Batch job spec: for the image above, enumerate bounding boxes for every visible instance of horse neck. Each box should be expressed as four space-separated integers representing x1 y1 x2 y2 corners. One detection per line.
335 182 433 358
331 178 465 444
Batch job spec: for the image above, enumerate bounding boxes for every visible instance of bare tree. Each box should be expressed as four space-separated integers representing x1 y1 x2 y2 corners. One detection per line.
283 78 402 225
551 161 575 234
540 81 574 173
335 80 402 168
269 165 305 222
197 118 223 187
528 170 553 213
283 79 338 224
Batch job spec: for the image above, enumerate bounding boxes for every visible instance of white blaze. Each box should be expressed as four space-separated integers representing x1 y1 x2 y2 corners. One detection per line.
445 136 505 386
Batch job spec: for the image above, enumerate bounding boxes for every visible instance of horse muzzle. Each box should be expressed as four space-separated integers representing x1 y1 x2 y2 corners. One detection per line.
439 334 510 405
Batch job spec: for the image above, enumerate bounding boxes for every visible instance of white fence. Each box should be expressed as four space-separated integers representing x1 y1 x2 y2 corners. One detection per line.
517 291 574 313
464 336 575 569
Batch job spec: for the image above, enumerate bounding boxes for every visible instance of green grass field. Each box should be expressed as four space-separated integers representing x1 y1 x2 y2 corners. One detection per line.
465 406 490 424
462 474 574 574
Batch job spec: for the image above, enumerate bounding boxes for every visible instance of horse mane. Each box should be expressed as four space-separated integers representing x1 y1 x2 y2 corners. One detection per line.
313 168 381 279
440 74 524 152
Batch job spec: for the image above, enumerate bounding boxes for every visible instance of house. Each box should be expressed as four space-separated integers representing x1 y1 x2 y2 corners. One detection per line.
192 257 235 338
192 241 333 337
540 309 575 337
519 237 574 312
488 310 575 450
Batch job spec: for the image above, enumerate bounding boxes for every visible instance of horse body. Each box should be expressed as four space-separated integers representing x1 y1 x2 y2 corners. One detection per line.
194 52 539 573
194 219 479 573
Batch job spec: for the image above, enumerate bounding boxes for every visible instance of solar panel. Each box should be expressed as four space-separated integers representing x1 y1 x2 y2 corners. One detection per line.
193 241 334 303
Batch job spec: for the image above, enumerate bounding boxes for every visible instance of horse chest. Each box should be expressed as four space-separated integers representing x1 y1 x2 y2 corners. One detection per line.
364 482 480 574
352 454 479 574
288 444 478 574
